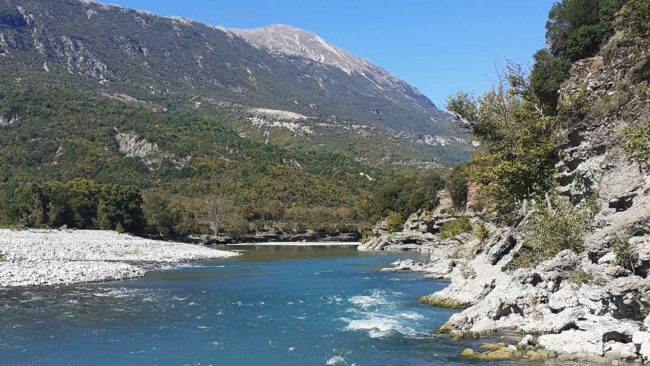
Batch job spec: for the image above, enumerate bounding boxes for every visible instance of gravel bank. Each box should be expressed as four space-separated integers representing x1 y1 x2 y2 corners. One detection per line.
0 229 238 287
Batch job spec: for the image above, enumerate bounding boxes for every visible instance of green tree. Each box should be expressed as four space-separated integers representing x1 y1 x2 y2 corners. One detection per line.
445 166 469 210
143 192 176 237
97 184 145 234
447 64 558 219
530 50 572 114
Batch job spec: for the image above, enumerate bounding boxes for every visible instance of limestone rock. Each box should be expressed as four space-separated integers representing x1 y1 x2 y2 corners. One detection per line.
538 330 603 356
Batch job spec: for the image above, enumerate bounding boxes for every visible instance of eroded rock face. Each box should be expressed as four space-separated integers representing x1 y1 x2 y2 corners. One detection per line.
368 32 650 364
554 34 650 259
358 209 461 252
114 131 190 169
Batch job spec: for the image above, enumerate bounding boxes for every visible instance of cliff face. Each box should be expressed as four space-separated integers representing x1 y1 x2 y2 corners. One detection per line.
555 32 650 263
366 31 650 363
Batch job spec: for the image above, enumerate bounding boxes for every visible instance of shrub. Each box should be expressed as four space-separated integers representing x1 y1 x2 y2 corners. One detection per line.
621 119 650 171
616 0 650 41
440 216 472 239
510 195 598 268
369 171 444 220
609 235 637 273
360 230 375 243
567 269 604 285
472 221 489 243
385 211 404 234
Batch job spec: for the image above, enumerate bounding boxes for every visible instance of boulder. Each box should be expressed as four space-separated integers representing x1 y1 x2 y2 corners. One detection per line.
517 334 534 348
603 341 636 360
538 330 603 356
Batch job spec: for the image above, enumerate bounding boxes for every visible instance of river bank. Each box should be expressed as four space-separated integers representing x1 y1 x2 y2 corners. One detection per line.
0 229 238 287
360 210 650 364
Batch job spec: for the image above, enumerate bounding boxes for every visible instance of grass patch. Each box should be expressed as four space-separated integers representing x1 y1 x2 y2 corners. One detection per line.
566 269 604 286
472 221 489 243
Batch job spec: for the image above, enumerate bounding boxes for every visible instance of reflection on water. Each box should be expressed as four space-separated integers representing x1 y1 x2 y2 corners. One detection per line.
0 245 519 366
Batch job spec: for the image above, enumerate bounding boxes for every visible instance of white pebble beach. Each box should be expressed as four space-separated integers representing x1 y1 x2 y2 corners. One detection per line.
0 229 238 287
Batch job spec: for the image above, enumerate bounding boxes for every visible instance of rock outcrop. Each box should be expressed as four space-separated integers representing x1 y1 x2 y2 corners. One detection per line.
369 33 650 363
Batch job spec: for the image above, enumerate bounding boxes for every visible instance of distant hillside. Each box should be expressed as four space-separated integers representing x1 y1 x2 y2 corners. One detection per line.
0 0 469 166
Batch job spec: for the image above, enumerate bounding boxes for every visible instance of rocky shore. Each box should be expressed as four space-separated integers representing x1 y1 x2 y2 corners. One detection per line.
361 208 650 364
0 229 238 287
197 230 360 245
359 29 650 364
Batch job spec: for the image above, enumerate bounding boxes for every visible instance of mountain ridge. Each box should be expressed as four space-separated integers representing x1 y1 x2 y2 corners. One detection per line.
0 0 467 150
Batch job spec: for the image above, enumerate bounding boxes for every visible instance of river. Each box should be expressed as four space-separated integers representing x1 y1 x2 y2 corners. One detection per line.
0 245 503 365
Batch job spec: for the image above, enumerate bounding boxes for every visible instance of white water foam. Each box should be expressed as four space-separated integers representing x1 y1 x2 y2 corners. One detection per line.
326 355 346 365
349 290 389 310
342 289 422 338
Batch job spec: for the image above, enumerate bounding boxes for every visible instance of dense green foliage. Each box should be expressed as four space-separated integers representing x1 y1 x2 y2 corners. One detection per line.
0 78 384 234
367 171 444 220
1 180 144 233
510 196 598 268
384 211 405 234
445 166 469 210
531 0 627 113
142 192 202 238
447 65 558 219
615 0 650 40
439 216 472 240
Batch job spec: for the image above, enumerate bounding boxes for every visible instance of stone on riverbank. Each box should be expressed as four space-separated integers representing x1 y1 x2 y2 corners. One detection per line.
0 229 238 287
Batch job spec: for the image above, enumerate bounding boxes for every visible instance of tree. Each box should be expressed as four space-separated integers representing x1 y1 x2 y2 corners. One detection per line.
545 0 623 60
530 50 571 114
445 166 469 210
528 0 627 115
446 92 478 125
447 63 558 219
143 192 176 237
205 195 231 236
97 184 145 234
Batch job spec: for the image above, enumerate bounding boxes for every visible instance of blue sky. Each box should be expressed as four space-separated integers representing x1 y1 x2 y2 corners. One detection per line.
108 0 556 107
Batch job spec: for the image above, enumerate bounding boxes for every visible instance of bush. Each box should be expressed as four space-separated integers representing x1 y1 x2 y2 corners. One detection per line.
610 235 637 273
472 221 489 243
621 119 650 171
530 50 572 114
385 211 404 234
510 195 598 268
616 0 650 41
369 171 444 220
440 216 472 239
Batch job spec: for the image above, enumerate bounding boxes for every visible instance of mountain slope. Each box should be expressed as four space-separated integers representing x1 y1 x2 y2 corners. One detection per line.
0 0 469 165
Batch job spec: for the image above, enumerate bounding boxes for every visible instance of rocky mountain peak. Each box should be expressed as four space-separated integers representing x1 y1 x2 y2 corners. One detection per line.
230 24 370 75
228 24 432 106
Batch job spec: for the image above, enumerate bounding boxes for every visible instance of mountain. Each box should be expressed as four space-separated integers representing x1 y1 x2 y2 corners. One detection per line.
0 0 469 166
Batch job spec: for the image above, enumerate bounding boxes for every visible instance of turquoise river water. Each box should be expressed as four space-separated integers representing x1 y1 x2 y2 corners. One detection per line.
0 245 524 365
